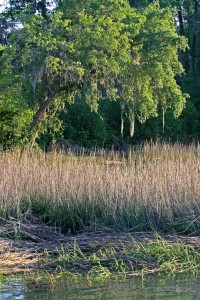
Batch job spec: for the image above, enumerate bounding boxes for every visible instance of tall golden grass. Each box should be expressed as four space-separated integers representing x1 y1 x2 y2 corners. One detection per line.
0 142 200 234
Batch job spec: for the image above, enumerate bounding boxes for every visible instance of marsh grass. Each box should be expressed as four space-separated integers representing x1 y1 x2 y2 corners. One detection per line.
0 142 200 234
24 237 200 286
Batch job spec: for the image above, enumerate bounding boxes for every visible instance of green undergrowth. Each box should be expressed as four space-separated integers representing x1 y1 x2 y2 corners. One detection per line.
22 237 200 287
18 195 200 235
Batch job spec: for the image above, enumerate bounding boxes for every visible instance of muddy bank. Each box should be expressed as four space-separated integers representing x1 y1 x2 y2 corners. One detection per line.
0 221 200 276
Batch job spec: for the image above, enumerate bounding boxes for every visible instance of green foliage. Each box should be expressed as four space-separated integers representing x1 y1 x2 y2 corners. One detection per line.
0 71 33 149
0 0 191 148
0 107 32 150
131 102 199 144
119 2 188 136
59 101 111 147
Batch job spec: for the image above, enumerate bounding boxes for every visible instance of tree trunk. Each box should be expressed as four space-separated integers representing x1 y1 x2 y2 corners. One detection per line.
130 113 135 138
162 109 165 133
191 32 196 79
120 102 125 137
178 8 184 36
27 96 52 149
191 0 199 80
191 0 199 79
177 6 191 73
194 0 199 13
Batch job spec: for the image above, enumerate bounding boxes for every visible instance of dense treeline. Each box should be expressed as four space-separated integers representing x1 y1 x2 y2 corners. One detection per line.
0 0 199 150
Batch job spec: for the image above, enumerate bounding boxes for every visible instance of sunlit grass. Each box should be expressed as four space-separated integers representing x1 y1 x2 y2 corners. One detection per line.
23 237 200 285
0 142 200 234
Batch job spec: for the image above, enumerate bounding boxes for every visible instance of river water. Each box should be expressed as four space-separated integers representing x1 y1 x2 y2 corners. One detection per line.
0 274 200 299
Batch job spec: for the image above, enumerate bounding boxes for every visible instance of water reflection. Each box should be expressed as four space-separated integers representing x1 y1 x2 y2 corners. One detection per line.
0 274 200 300
0 283 24 299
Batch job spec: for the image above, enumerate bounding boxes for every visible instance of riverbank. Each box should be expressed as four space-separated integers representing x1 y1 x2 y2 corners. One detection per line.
0 144 200 281
1 220 200 281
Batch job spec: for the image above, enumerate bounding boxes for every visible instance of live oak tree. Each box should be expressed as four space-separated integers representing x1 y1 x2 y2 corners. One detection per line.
129 0 200 80
128 0 200 140
0 0 138 147
113 2 188 136
0 0 188 148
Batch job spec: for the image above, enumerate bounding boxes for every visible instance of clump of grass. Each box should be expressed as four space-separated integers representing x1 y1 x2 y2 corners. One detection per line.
0 142 200 234
23 237 200 286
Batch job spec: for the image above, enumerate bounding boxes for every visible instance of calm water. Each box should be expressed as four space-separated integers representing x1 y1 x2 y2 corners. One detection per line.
0 274 200 300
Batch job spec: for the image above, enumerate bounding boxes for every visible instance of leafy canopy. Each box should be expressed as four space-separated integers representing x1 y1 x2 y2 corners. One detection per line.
0 0 188 147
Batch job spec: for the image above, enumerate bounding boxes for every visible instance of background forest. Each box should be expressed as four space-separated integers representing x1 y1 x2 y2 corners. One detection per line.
0 0 200 150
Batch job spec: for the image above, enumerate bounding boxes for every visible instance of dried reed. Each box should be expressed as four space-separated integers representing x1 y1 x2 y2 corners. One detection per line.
0 142 200 234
